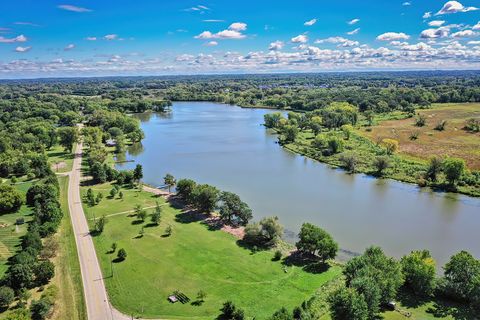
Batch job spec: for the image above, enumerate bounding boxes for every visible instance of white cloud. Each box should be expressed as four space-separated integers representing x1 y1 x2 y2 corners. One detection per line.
0 35 27 43
14 22 40 27
104 34 118 40
229 22 247 31
436 1 478 15
429 20 445 27
269 40 284 51
347 28 360 35
202 19 225 22
376 32 410 41
64 44 75 51
57 5 92 12
185 5 210 13
315 37 359 47
467 40 480 44
304 19 317 26
348 18 360 25
291 34 308 43
205 41 218 46
15 46 31 52
420 27 450 38
423 12 432 19
85 37 97 41
472 21 480 30
451 29 477 37
403 2 411 6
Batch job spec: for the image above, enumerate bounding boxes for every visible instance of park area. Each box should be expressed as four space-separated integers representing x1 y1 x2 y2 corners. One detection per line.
80 182 342 319
362 103 480 169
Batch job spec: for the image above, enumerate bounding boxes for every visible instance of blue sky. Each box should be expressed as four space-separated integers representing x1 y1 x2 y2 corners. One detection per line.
1 0 480 78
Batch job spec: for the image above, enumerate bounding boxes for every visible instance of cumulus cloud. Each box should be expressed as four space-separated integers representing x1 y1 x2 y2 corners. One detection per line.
472 21 480 30
403 2 411 6
451 29 477 37
315 37 359 47
15 46 31 52
205 41 218 46
304 19 317 26
436 1 478 15
194 22 247 40
269 40 284 51
376 32 410 41
348 18 360 25
229 22 247 31
291 34 308 43
64 44 75 51
57 4 92 12
85 37 97 41
420 27 450 38
347 28 360 35
0 35 27 43
423 12 432 19
429 20 445 27
104 34 118 40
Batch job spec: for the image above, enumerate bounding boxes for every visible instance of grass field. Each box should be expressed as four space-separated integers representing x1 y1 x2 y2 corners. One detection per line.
47 145 75 173
81 182 342 319
362 103 480 170
51 175 87 320
0 180 33 277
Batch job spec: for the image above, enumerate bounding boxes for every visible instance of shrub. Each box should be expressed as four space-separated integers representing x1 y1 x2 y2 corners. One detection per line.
117 248 127 261
414 114 426 127
0 286 14 307
273 250 282 261
373 156 390 176
381 139 398 155
0 184 23 214
434 120 447 131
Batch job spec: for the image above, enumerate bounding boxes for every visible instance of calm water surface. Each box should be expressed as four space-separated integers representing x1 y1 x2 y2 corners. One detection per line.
117 102 480 266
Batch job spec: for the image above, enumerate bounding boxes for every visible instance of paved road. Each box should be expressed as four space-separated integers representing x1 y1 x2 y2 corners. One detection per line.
68 141 131 320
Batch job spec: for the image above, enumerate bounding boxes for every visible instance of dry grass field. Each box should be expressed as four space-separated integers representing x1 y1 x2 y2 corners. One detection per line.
362 103 480 169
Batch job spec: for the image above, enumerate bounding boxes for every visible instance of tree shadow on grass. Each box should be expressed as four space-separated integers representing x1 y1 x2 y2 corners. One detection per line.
131 219 144 225
175 210 206 224
235 239 271 255
89 230 102 237
133 234 143 239
191 300 204 306
80 179 98 187
144 223 159 228
425 299 475 320
167 195 186 210
112 257 125 263
396 288 431 309
282 251 331 274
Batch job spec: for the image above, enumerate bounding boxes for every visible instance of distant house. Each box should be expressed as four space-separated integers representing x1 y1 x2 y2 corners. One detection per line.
106 139 116 147
168 295 178 303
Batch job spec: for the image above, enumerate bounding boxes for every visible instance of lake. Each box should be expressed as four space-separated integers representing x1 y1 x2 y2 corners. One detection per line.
116 102 480 266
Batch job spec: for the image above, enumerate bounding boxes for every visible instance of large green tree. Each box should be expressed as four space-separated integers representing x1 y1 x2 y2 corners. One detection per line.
0 184 23 214
296 223 338 262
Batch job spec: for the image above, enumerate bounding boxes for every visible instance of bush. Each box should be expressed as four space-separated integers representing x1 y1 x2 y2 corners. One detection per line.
244 217 283 247
373 156 390 176
0 286 14 307
414 114 426 127
117 248 127 261
0 184 23 214
434 120 447 131
273 250 282 261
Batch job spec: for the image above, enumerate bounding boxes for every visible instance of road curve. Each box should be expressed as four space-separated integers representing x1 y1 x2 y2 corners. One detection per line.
68 141 131 320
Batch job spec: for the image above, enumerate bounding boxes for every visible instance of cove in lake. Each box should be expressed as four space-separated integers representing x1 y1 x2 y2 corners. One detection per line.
116 102 480 266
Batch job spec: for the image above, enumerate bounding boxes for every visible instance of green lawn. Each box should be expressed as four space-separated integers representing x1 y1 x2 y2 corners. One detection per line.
53 175 87 320
0 180 33 277
46 145 75 173
81 182 341 319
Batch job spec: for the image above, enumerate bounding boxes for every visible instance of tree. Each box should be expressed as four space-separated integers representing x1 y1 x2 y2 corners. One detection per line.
219 301 245 320
191 184 219 214
30 298 53 320
165 225 172 236
111 242 117 253
381 139 399 155
34 260 55 285
344 246 404 304
296 223 338 262
95 192 103 205
269 307 293 320
442 251 480 302
426 157 443 182
133 164 143 182
281 125 299 143
4 308 30 320
7 263 34 290
151 202 161 225
95 215 107 233
218 191 253 226
340 152 358 173
443 157 466 185
328 287 368 320
197 290 207 302
86 188 96 206
341 124 354 140
176 179 197 203
137 208 147 222
0 286 14 307
351 276 381 318
109 187 118 198
244 216 283 247
119 191 124 199
0 184 23 214
164 173 176 193
57 126 79 153
373 156 390 176
401 250 436 297
117 248 127 261
264 112 283 128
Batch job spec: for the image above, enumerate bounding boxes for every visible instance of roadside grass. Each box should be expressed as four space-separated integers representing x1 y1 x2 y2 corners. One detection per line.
0 180 33 277
51 175 87 320
47 145 74 173
81 181 341 319
361 103 480 170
